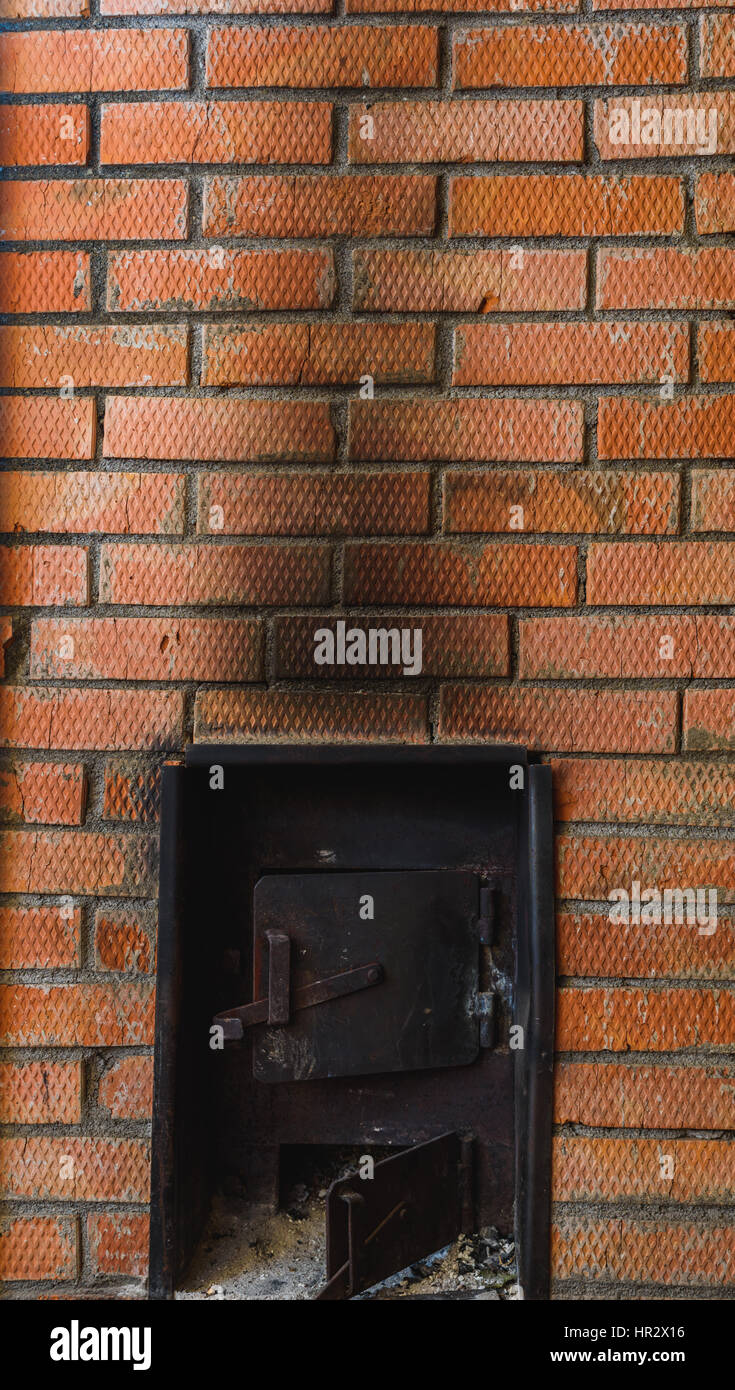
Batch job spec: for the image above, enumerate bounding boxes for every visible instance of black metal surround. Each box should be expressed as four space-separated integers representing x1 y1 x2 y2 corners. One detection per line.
149 746 554 1301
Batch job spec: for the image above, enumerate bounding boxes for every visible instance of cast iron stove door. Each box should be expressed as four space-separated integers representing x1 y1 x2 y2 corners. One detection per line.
250 870 482 1082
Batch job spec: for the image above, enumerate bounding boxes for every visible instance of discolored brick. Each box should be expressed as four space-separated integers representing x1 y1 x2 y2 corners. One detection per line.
439 688 676 753
0 28 188 93
684 690 735 752
552 758 735 826
0 828 157 896
0 104 88 167
344 541 578 606
104 397 334 462
0 397 94 460
94 908 154 973
557 833 735 900
597 246 735 310
0 687 184 751
274 613 510 679
355 248 587 313
197 471 429 536
451 174 684 237
0 547 89 606
454 322 688 387
98 1056 153 1121
31 616 263 681
108 248 335 312
696 172 735 234
202 322 435 387
0 763 86 826
348 99 583 163
0 903 81 968
558 911 734 980
207 24 438 89
350 400 583 462
520 615 703 678
555 1061 735 1130
455 22 687 89
87 1212 149 1277
0 179 188 241
557 985 735 1051
99 543 331 606
101 100 332 166
445 471 678 534
0 1061 82 1125
204 174 435 238
194 689 429 744
0 1136 149 1202
0 980 154 1046
0 325 188 389
0 472 184 535
0 251 90 314
587 541 735 605
0 1216 77 1282
553 1137 735 1203
700 15 735 78
102 767 161 826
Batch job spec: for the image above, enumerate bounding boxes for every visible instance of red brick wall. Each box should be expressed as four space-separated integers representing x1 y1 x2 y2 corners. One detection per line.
1 0 734 1299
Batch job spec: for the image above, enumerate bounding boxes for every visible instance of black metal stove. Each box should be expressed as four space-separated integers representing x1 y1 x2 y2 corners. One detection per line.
149 746 554 1301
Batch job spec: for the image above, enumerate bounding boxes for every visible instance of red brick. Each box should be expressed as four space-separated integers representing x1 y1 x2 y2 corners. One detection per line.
355 249 587 313
349 0 576 9
520 615 703 679
0 28 188 93
698 323 735 384
197 471 430 536
594 94 734 159
684 690 735 752
0 251 90 314
350 400 583 462
107 248 335 312
2 0 87 12
597 246 735 310
0 763 86 826
0 1061 82 1125
0 687 184 750
0 546 88 606
204 174 435 237
348 99 583 163
0 397 94 460
0 179 188 241
700 14 735 78
693 470 735 530
0 1216 77 1282
552 758 735 826
696 173 735 234
553 1218 735 1286
0 1136 149 1202
554 1136 735 1202
344 541 577 606
31 616 263 681
194 689 429 743
557 985 735 1051
0 903 81 967
0 104 88 166
587 541 735 605
445 471 678 534
558 911 734 980
455 23 687 88
555 1061 735 1130
0 325 188 390
557 833 735 900
451 174 684 237
0 472 184 535
88 1212 149 1278
99 543 330 606
0 828 157 896
454 322 688 387
101 100 331 166
104 0 328 10
599 395 735 460
98 1056 153 1122
274 613 509 679
0 980 154 1046
104 397 334 463
440 688 675 753
95 905 154 967
102 766 160 826
207 25 438 88
202 323 435 387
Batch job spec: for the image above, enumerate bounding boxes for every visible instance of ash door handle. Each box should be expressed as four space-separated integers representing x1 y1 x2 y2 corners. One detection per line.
266 929 290 1026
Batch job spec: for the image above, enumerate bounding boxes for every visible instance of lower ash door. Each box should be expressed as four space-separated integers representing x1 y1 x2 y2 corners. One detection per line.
216 869 488 1082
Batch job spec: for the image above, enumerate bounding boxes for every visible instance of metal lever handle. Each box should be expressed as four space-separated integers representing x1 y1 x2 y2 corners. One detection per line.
213 960 383 1042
